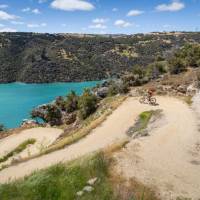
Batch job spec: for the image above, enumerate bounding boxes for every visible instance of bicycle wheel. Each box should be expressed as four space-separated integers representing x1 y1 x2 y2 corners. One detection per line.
150 97 156 105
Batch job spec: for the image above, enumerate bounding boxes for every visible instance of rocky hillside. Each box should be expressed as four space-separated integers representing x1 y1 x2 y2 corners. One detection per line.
1 32 200 83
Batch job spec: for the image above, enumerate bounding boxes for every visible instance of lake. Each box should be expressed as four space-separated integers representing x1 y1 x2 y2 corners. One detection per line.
0 81 99 129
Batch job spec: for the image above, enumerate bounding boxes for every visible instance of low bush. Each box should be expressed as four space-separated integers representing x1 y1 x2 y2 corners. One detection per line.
65 90 79 113
169 57 187 74
78 89 98 119
45 104 62 126
0 124 6 132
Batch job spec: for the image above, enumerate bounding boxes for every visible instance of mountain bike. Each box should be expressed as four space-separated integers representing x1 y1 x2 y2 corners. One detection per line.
139 95 157 105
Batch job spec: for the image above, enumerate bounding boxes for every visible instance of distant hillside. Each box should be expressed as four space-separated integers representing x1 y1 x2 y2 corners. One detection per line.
1 32 200 83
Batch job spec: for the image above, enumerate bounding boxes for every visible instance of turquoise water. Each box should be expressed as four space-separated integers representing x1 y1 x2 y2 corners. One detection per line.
0 81 99 129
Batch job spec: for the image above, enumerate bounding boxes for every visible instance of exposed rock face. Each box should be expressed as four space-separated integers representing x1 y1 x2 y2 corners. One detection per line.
95 87 109 98
1 32 200 83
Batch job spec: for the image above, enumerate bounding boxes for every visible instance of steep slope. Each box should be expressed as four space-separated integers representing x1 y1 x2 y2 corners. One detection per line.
1 32 200 83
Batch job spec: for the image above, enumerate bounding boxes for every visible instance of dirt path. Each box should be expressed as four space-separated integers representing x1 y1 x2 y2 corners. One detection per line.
0 96 158 183
0 95 200 200
0 128 63 167
115 94 200 200
0 128 63 157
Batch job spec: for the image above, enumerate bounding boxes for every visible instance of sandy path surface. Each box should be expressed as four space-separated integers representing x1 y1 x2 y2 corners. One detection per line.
0 97 157 183
0 95 200 200
115 95 200 200
0 128 63 167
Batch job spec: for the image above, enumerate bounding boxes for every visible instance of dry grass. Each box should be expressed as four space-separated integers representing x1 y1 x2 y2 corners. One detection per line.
109 173 160 200
183 95 193 106
103 139 130 155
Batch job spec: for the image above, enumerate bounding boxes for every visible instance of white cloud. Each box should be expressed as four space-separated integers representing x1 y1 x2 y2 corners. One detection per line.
32 9 41 14
22 7 31 12
27 23 47 28
89 18 108 29
156 1 185 12
11 21 24 25
89 23 107 29
114 20 132 28
51 0 95 11
0 27 17 32
22 8 41 14
92 18 107 24
127 9 144 16
0 11 18 20
0 4 8 9
112 8 118 12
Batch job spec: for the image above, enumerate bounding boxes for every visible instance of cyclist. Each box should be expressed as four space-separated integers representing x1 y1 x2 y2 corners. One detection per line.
147 88 156 102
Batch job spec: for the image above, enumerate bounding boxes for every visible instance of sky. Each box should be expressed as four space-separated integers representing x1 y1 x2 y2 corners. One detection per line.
0 0 199 34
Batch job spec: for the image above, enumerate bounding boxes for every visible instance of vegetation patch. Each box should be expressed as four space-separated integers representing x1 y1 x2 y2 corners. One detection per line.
0 139 36 164
0 124 6 133
44 96 127 154
183 95 193 106
0 151 159 200
127 110 162 137
0 153 113 200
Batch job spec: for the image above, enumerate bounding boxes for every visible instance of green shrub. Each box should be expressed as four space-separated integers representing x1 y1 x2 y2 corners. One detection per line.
0 124 6 132
146 62 167 79
132 65 145 79
107 83 119 97
78 89 98 119
55 96 66 111
169 57 186 74
45 104 62 125
65 90 79 113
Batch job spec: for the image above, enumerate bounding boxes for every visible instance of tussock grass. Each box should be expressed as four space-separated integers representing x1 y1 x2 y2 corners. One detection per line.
0 153 114 200
0 139 36 164
0 151 159 200
127 110 162 137
126 110 153 137
139 111 153 130
183 95 193 106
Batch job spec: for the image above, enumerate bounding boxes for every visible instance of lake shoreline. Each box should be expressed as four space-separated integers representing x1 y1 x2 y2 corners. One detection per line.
0 81 100 129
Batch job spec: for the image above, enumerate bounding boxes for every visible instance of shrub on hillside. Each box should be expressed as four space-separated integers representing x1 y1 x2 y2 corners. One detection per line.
107 82 119 96
0 124 6 132
132 64 145 79
65 91 79 113
55 96 66 111
169 57 186 74
146 62 167 79
45 104 62 126
78 89 98 119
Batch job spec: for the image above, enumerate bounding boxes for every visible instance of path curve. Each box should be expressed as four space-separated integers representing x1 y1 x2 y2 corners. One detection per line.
115 94 200 200
0 96 160 183
0 128 63 168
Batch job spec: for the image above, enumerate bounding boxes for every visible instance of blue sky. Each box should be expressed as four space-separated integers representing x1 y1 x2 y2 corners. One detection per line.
0 0 199 34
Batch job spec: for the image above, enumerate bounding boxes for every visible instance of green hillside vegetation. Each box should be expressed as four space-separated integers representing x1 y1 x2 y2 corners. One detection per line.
1 32 200 83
